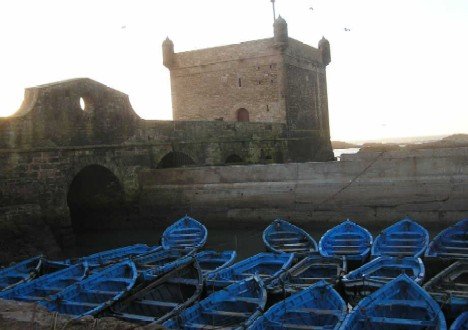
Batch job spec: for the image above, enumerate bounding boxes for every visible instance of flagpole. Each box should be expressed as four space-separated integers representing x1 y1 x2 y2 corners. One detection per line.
271 0 276 22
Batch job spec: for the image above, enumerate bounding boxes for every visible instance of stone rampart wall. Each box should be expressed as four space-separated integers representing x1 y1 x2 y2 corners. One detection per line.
138 147 468 227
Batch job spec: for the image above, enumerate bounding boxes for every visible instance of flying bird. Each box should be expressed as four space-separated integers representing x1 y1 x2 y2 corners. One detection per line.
309 7 313 10
344 27 351 31
121 25 127 29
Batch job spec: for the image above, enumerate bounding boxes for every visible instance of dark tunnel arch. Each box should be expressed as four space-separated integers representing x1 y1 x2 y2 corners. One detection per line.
225 154 243 164
157 151 195 169
67 164 125 232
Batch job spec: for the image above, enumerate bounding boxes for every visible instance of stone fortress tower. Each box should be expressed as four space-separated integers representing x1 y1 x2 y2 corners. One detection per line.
162 16 332 141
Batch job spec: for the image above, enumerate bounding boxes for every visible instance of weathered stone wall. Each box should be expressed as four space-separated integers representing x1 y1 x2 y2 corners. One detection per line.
138 147 468 228
169 39 285 122
0 205 61 264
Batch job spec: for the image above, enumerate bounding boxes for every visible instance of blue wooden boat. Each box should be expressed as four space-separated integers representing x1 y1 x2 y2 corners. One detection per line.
108 257 203 324
319 219 373 263
270 254 347 298
205 252 295 293
195 250 237 276
341 274 446 329
423 260 468 322
248 280 347 330
450 312 468 330
40 260 137 317
161 215 208 251
0 262 88 303
78 244 160 267
135 247 193 279
371 217 429 258
0 255 42 291
426 219 468 259
343 256 425 306
163 276 267 329
263 219 318 254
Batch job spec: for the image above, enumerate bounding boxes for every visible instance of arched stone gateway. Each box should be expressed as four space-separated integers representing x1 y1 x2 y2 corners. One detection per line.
225 154 243 164
157 151 195 169
67 165 125 232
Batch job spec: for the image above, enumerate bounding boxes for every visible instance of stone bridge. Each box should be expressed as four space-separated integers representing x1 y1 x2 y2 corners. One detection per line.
0 78 333 260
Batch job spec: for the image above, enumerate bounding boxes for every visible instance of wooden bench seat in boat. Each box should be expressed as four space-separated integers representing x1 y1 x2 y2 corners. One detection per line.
134 299 179 308
359 316 436 327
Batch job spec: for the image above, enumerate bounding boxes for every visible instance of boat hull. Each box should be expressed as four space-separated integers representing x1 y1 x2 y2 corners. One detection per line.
263 219 317 255
343 256 425 306
40 260 137 318
0 256 43 291
372 217 429 258
424 260 468 322
341 274 446 330
162 215 208 251
108 257 203 324
426 219 468 260
319 219 373 268
0 262 88 303
205 252 295 294
450 312 468 330
248 280 347 330
268 255 347 304
163 276 267 329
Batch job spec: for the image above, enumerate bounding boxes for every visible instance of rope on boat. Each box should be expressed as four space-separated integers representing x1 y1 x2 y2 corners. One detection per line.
318 151 386 206
52 312 58 330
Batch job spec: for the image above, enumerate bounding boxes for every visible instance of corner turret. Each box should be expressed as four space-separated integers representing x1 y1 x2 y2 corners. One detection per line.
162 37 175 68
273 16 288 46
318 36 331 66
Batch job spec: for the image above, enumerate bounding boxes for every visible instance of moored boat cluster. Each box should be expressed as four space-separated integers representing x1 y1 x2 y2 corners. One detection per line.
0 216 466 329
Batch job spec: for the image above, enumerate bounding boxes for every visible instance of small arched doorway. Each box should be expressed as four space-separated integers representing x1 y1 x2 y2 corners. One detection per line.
236 108 249 122
225 154 243 164
67 165 125 232
157 151 195 169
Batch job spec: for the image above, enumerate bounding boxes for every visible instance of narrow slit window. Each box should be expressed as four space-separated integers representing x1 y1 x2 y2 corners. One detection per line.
238 78 242 87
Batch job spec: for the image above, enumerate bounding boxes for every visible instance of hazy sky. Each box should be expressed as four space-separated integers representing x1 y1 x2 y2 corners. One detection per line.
0 0 467 141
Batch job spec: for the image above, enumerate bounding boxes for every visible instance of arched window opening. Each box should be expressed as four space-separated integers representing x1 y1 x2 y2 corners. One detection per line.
78 95 95 111
236 108 249 122
157 151 195 169
225 154 243 164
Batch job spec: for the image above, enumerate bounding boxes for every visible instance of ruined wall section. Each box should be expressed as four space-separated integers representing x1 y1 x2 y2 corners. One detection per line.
0 79 140 149
168 39 287 123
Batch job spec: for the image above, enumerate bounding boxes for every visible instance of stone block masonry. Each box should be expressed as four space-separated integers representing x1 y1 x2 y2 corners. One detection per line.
138 147 468 229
